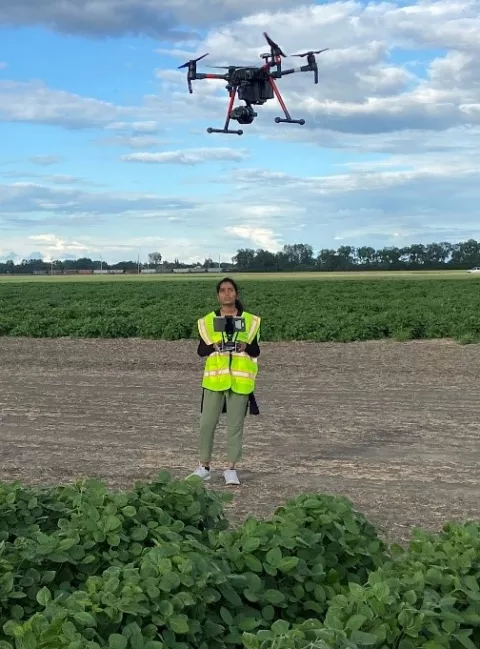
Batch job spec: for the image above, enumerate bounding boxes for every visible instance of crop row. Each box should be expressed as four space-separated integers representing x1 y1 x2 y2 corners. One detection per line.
0 473 478 649
1 278 480 342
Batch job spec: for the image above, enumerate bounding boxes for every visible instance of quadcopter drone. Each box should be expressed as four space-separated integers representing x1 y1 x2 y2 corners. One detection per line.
178 32 328 135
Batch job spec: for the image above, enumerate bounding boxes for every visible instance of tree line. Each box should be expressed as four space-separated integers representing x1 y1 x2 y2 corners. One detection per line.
233 239 480 271
1 239 479 274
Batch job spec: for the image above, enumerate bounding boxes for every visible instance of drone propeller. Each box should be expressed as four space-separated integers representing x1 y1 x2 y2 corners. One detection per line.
291 49 328 84
178 53 209 93
291 48 329 57
177 53 209 69
206 64 251 72
263 32 286 58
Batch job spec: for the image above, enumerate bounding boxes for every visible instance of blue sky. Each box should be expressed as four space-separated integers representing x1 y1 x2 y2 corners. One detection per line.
0 0 479 263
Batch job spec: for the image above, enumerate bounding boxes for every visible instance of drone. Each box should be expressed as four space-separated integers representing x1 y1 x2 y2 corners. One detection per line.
178 32 328 135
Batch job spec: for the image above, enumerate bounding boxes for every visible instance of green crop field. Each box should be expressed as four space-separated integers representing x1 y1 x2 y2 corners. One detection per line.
1 275 479 342
0 474 478 649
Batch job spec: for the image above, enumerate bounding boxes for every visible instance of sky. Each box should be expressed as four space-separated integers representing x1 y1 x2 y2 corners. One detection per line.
0 0 479 264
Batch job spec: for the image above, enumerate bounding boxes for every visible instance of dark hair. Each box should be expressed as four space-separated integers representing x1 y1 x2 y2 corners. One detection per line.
216 277 243 311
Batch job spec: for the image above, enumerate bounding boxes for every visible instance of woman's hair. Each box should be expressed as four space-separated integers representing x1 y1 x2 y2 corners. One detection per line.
216 276 243 311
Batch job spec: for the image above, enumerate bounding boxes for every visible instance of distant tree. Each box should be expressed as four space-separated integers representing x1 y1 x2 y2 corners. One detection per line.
356 246 377 267
376 246 403 269
316 249 339 271
280 243 314 269
254 249 278 271
450 239 480 268
148 252 162 267
232 248 256 271
75 257 96 270
336 246 355 270
424 242 452 266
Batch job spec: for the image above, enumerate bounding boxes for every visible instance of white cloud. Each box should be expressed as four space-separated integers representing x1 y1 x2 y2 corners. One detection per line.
19 233 171 262
29 155 63 166
1 159 479 264
3 229 272 265
96 134 166 149
94 121 167 148
0 80 124 128
0 175 304 262
0 170 97 186
0 248 18 262
219 157 480 245
230 160 480 200
27 234 90 261
105 120 160 133
0 181 198 217
0 178 302 229
0 0 300 38
225 225 283 251
121 148 248 164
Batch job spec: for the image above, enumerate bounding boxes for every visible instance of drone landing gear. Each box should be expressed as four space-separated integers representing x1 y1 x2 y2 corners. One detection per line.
275 117 305 125
207 88 243 135
207 127 243 134
269 77 305 126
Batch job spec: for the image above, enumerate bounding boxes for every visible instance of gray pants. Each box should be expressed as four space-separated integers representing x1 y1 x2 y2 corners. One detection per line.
199 389 249 464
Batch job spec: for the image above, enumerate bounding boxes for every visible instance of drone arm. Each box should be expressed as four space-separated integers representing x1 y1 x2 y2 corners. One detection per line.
278 62 318 83
178 54 228 93
195 72 230 81
277 64 309 75
184 70 229 93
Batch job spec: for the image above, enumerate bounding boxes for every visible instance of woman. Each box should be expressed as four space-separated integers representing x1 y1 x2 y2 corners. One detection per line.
190 277 261 485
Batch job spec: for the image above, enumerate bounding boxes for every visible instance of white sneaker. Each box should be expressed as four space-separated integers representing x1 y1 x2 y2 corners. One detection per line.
189 466 211 481
223 469 240 485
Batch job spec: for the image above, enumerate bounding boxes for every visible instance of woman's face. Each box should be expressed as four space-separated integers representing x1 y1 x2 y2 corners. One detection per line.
217 281 236 307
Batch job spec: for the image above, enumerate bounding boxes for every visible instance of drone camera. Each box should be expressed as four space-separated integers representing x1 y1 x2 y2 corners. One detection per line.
230 106 257 124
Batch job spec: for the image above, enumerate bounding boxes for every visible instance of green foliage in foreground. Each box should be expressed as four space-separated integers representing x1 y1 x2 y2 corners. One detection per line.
1 278 480 342
0 474 479 649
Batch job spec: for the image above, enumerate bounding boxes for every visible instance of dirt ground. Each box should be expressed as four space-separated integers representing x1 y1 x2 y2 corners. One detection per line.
0 337 479 542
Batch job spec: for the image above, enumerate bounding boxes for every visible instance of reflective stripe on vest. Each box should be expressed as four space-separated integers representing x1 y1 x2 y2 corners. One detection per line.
198 317 214 346
197 311 260 394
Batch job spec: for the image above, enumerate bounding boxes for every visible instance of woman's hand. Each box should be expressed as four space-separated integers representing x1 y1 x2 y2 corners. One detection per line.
236 343 247 353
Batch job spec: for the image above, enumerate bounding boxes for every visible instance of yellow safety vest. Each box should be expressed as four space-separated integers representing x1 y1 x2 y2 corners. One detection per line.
197 311 261 394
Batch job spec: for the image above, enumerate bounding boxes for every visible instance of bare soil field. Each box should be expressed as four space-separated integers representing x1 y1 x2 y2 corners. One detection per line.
0 337 479 542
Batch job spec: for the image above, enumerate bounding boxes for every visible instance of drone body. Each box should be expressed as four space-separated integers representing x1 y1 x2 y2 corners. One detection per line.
178 33 328 135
